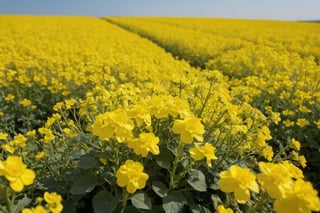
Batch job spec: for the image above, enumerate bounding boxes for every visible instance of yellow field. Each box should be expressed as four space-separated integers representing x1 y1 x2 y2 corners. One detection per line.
0 16 319 212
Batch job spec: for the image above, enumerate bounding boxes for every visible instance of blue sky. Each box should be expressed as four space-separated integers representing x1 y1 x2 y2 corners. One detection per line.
0 0 319 21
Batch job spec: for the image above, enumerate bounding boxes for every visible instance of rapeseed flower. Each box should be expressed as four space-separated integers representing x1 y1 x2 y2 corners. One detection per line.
5 94 15 101
290 138 301 151
256 125 272 147
91 109 134 142
257 161 303 199
22 205 46 213
127 103 151 126
38 127 55 142
0 132 8 140
44 192 63 213
0 156 35 192
217 205 234 213
19 98 32 107
218 165 259 203
1 144 15 153
274 179 320 213
116 160 149 193
296 118 309 127
172 116 204 144
127 132 159 157
12 133 27 148
283 120 295 127
189 143 217 167
262 146 274 161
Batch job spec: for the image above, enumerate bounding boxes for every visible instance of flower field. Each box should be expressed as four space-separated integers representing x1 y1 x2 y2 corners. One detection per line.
0 15 319 212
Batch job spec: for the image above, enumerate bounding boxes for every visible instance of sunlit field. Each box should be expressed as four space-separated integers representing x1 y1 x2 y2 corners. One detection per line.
0 15 319 213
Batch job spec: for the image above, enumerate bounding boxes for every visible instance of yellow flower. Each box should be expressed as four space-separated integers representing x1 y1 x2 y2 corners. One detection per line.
127 104 151 126
128 133 159 157
53 102 64 111
271 112 281 125
91 109 134 142
298 155 307 168
0 111 3 116
283 120 295 127
44 192 63 213
274 180 320 213
217 205 234 213
26 130 36 137
35 151 47 159
38 127 55 142
0 156 35 192
65 98 76 109
19 98 32 107
218 165 259 204
290 138 301 151
1 144 15 153
116 160 149 193
256 125 272 147
296 118 309 127
22 205 47 213
0 132 8 140
314 120 320 129
172 117 204 144
5 94 15 101
12 134 27 148
257 161 303 199
282 109 295 116
189 143 217 167
298 105 311 113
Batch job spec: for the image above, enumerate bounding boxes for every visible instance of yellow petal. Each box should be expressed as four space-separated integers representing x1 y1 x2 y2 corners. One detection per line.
10 179 24 192
234 188 250 204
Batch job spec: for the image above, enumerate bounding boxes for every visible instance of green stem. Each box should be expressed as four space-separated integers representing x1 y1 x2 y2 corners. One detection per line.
112 140 120 172
247 190 269 213
169 142 185 190
120 190 129 213
197 80 214 118
6 187 15 213
272 144 289 163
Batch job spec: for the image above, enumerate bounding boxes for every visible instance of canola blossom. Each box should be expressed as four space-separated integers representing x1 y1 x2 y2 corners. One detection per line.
0 156 35 192
189 143 217 167
116 160 149 193
273 179 320 213
127 132 160 157
217 205 234 213
0 15 319 212
218 165 259 204
22 205 47 213
172 117 205 144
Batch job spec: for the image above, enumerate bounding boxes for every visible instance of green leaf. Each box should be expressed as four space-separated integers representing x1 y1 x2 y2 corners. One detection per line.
152 181 169 198
156 147 174 170
124 205 141 213
189 204 211 213
12 195 32 213
131 192 152 210
61 200 76 213
70 173 100 194
211 194 222 209
163 191 186 213
187 169 207 192
92 191 119 213
78 154 99 169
